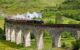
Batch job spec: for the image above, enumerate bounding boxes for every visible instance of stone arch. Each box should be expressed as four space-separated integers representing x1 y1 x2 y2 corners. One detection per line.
21 25 31 47
49 28 62 48
59 28 77 47
32 27 44 50
60 27 77 39
15 24 23 44
43 28 52 49
48 27 78 48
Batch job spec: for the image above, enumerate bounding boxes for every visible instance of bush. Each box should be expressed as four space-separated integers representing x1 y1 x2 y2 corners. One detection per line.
61 42 66 48
61 42 70 49
72 39 80 50
0 28 5 40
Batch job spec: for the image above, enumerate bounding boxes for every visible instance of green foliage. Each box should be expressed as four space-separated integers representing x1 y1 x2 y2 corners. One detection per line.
40 0 80 24
72 39 80 50
0 0 64 14
41 7 57 17
61 31 76 49
57 0 80 21
58 0 80 10
0 17 5 40
0 28 5 40
61 31 73 38
61 42 68 49
43 31 50 38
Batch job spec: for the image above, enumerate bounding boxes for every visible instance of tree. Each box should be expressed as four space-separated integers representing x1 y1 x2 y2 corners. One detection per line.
58 0 80 21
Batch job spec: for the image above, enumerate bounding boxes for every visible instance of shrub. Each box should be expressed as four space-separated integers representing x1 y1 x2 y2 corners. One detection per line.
72 39 80 50
0 28 5 40
61 42 66 48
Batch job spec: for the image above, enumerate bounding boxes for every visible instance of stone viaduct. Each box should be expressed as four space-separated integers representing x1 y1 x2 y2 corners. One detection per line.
5 18 80 50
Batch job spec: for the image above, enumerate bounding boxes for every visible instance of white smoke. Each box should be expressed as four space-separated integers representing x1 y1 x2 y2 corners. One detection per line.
10 12 42 20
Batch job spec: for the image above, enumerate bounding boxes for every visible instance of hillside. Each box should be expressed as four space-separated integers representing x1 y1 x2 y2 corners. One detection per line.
0 0 64 15
58 0 80 21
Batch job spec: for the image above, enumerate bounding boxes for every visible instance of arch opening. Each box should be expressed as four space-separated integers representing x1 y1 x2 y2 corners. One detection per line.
43 31 52 50
61 31 76 48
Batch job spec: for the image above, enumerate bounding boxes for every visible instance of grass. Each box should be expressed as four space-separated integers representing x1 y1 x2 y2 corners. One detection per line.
0 0 65 14
0 37 74 50
0 38 65 50
0 17 4 29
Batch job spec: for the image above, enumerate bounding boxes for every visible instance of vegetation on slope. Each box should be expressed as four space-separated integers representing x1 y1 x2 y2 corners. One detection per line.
40 0 80 24
58 0 80 21
0 0 64 15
